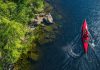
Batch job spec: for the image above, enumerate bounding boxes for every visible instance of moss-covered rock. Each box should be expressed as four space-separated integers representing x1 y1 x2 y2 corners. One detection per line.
33 24 59 45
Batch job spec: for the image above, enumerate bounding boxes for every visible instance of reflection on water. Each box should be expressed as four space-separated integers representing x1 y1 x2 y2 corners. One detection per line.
37 0 100 70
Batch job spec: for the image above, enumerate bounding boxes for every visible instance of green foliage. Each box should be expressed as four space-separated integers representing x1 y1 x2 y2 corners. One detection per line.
14 53 31 70
0 0 57 69
32 0 44 12
44 2 53 14
0 63 3 70
0 0 45 63
0 0 45 24
0 1 17 18
0 17 28 63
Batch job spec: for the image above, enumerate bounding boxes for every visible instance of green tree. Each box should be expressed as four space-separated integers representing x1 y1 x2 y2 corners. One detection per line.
0 0 45 69
0 17 28 63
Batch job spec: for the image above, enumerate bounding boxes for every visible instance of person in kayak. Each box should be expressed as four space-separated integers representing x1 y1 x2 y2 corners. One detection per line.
82 19 90 53
83 29 89 42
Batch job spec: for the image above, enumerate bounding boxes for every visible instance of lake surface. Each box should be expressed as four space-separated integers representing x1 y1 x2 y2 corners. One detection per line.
36 0 100 70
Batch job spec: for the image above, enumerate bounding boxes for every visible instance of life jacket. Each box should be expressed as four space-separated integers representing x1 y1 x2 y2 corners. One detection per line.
83 34 88 38
83 30 88 38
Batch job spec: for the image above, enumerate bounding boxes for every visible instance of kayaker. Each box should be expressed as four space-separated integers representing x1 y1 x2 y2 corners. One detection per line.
83 29 88 38
82 19 90 53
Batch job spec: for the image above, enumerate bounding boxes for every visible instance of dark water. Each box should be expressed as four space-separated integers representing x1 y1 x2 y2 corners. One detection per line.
37 0 100 70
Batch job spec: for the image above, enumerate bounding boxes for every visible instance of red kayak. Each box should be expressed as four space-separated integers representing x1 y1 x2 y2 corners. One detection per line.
82 19 90 53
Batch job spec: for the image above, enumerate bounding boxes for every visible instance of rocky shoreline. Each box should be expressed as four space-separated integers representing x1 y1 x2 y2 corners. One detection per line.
29 13 54 30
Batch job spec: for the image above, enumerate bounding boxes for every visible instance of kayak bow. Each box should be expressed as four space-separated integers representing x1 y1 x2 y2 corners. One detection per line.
82 19 90 53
